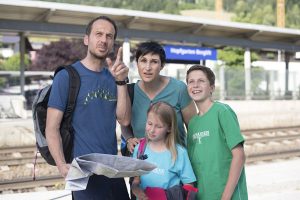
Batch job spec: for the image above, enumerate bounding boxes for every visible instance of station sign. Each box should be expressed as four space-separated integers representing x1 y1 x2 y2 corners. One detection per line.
164 45 217 64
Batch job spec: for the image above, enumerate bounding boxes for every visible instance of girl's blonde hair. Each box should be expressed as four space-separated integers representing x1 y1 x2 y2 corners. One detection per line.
147 101 182 162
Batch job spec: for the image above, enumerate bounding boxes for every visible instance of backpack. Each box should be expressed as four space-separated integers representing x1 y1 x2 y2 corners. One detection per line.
32 65 80 166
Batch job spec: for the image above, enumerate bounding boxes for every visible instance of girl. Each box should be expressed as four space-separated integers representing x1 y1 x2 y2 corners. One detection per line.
131 101 196 200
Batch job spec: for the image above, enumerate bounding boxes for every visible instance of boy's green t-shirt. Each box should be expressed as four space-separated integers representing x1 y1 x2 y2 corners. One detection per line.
187 101 248 200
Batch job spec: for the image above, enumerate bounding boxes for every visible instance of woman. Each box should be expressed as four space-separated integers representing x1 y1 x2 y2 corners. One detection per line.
122 41 196 152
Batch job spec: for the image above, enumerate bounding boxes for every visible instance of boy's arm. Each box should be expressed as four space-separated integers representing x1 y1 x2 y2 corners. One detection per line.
182 101 197 127
221 143 246 200
45 107 70 178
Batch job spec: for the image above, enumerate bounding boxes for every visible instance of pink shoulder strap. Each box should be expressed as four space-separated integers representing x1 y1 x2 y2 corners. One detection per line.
137 138 146 159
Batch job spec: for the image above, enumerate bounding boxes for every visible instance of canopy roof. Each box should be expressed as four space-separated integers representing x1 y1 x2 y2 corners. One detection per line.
0 0 300 52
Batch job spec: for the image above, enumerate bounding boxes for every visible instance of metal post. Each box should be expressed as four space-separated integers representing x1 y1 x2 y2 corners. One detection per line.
219 64 225 100
269 70 275 100
19 32 25 96
284 52 290 98
244 48 251 100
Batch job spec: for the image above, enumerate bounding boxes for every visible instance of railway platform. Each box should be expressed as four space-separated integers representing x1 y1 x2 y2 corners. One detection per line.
1 158 300 199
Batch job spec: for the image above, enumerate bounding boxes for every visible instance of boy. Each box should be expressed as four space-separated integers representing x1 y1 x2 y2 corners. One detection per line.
186 65 248 200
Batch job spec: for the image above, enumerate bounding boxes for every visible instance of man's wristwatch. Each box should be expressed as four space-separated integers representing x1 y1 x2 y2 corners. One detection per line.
115 77 129 85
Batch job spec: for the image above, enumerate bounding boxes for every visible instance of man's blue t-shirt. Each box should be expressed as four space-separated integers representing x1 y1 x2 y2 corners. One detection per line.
48 61 118 157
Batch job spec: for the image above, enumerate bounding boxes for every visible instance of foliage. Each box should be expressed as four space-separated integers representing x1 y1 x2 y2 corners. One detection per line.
217 47 261 99
286 4 300 28
178 0 214 11
37 0 300 29
0 53 30 71
233 0 276 26
232 0 300 29
30 39 86 71
38 0 180 14
217 47 259 69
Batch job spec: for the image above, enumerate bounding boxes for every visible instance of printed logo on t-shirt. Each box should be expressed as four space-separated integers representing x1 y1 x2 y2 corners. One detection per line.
152 168 165 175
192 131 210 144
84 88 116 105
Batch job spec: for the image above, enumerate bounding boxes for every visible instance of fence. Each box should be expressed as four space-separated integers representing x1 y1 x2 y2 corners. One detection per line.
175 67 300 100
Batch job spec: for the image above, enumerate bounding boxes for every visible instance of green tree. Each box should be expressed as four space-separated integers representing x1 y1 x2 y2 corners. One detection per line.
232 0 300 29
218 47 259 65
0 53 30 71
217 47 262 99
286 4 300 28
233 0 276 26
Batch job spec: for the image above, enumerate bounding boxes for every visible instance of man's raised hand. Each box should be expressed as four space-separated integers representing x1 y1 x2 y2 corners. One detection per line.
106 47 129 81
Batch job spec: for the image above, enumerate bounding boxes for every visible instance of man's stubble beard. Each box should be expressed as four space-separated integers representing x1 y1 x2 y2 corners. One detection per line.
89 49 110 61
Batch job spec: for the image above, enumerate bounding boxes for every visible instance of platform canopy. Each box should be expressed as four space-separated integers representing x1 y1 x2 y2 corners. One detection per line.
0 0 300 52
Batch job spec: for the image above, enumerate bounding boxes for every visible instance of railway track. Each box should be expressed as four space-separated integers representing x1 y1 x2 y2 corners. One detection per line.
246 149 300 163
0 175 64 191
0 126 299 166
0 145 40 166
242 126 300 136
0 126 300 192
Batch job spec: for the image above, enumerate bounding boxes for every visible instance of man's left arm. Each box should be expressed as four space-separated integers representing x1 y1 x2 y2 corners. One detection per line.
107 46 131 126
116 84 131 125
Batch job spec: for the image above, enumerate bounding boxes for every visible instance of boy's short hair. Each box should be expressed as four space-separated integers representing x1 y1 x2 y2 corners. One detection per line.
186 65 215 86
85 16 118 40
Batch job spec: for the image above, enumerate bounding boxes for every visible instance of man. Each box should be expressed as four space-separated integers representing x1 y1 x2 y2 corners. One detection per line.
186 65 248 200
46 16 131 199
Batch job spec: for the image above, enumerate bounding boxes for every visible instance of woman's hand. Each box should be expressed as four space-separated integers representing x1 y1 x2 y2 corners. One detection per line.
126 137 139 153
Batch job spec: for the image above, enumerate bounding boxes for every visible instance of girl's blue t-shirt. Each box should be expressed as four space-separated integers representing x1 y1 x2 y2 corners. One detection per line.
133 144 196 189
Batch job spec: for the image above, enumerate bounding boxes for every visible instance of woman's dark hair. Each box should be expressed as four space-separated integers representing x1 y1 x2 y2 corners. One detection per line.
135 41 166 67
85 16 118 40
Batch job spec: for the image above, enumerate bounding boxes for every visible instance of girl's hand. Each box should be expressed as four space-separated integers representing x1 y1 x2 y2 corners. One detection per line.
136 191 149 200
132 176 148 200
127 137 139 153
132 186 148 200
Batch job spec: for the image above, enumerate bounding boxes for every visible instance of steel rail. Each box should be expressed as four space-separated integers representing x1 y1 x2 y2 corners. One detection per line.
0 175 63 191
246 149 300 163
245 134 300 145
242 126 300 136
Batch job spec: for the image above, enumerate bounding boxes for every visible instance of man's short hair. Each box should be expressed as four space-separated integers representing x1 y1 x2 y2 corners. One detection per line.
85 16 118 40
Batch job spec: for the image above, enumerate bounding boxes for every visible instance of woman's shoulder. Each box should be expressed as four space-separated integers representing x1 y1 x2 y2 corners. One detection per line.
168 77 185 85
166 77 187 93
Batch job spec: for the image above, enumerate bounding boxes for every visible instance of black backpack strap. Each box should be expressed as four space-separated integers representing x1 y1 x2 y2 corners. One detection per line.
127 83 135 105
54 65 80 124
